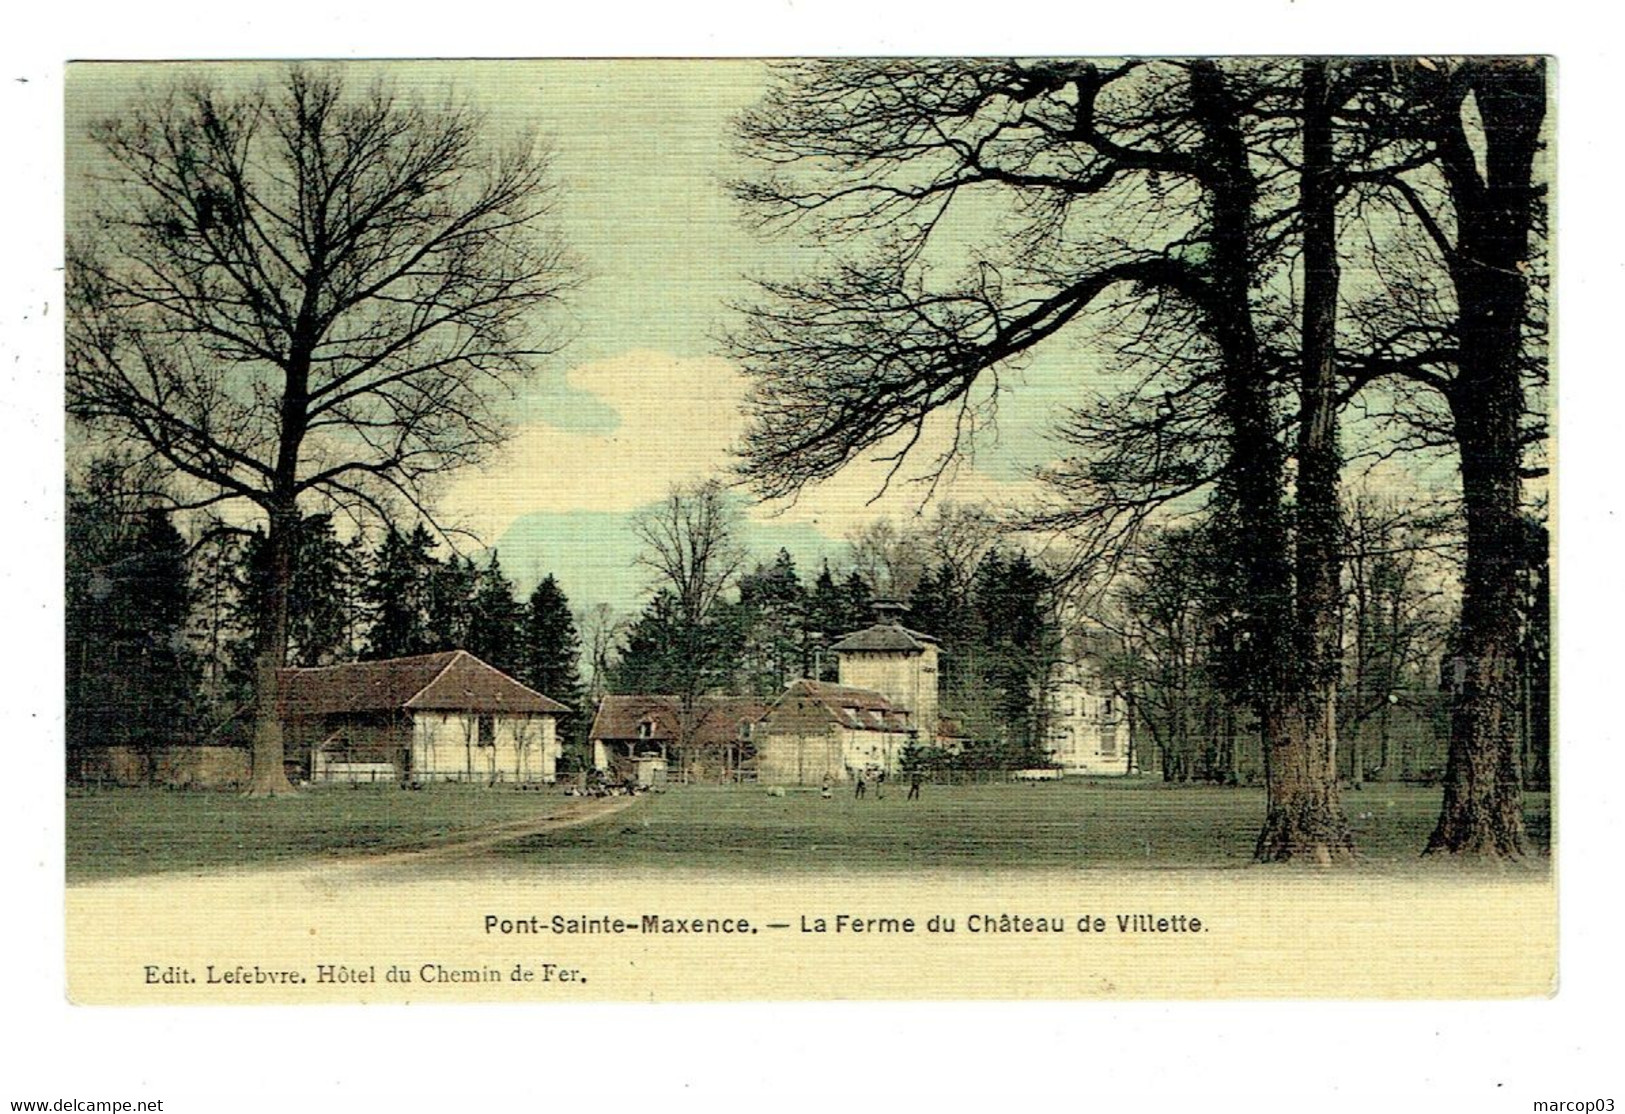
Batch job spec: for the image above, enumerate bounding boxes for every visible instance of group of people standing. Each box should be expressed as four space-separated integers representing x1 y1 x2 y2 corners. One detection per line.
826 769 923 801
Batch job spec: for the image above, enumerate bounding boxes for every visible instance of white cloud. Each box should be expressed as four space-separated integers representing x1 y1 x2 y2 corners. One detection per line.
441 350 746 541
442 348 1042 546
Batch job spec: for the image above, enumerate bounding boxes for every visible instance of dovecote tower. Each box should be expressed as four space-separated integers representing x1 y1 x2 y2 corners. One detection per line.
827 600 939 740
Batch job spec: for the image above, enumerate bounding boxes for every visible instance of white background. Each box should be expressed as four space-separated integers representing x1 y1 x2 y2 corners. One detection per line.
4 4 1619 1110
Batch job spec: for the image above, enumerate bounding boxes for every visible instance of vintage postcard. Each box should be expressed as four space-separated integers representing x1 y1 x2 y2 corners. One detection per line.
61 57 1554 1004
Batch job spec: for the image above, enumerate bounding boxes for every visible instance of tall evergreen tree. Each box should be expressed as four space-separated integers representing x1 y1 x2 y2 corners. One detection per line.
974 550 1061 757
735 549 807 695
909 560 979 722
609 590 686 695
362 526 436 660
426 553 479 653
238 513 359 668
189 529 250 712
67 466 195 766
520 574 588 758
465 552 524 675
805 562 844 680
610 589 742 700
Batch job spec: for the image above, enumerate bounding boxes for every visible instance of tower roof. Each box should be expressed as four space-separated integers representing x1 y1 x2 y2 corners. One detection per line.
826 623 938 653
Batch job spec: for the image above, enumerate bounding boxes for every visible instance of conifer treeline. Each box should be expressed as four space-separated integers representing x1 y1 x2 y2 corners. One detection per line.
67 465 1068 763
66 470 588 758
610 545 1064 761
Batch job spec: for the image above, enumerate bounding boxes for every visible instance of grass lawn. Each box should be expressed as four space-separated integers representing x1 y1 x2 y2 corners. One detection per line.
67 779 1551 882
63 776 1553 883
493 781 1552 874
64 784 568 883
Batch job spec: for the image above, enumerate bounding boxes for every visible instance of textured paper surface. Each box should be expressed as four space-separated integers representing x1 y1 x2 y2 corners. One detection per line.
67 866 1556 1002
62 56 1556 1006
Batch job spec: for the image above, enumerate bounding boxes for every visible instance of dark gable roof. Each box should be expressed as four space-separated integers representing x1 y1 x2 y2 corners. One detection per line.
589 695 771 746
280 651 569 719
826 622 938 653
406 652 571 715
771 679 912 733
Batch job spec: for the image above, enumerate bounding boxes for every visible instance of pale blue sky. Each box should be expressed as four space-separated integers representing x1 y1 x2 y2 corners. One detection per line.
66 61 1054 617
65 60 1467 619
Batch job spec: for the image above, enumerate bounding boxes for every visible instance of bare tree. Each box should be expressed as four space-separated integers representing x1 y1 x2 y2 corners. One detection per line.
1274 57 1350 859
631 479 748 632
579 602 630 704
728 59 1361 860
626 478 749 769
1408 60 1547 858
67 66 578 794
1335 58 1549 856
845 517 927 600
922 503 1004 595
845 503 1003 602
1339 492 1454 785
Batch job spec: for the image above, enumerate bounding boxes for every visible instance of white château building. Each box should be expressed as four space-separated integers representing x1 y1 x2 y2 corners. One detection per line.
1045 660 1134 775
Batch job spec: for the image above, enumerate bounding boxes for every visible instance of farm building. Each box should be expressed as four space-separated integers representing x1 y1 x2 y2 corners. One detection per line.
279 650 569 785
588 695 768 784
748 603 959 785
596 602 962 786
753 679 914 785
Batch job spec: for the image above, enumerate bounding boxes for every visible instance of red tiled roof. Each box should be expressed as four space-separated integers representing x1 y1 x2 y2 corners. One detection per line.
589 695 770 746
770 679 913 732
280 651 569 719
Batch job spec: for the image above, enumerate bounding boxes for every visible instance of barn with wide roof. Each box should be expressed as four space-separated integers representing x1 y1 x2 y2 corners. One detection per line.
279 650 570 785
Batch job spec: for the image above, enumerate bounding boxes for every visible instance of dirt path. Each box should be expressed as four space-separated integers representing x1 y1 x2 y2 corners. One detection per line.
65 793 650 888
350 794 642 869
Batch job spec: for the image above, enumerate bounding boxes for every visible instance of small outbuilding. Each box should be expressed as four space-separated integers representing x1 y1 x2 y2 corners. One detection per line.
588 695 768 784
279 650 568 785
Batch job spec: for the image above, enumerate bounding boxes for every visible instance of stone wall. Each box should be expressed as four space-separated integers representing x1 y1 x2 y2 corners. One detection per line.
77 745 250 789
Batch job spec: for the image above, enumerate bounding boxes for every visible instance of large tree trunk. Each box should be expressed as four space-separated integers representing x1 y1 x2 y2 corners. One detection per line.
245 331 311 798
246 499 299 796
1429 387 1526 855
1188 61 1351 863
1269 59 1355 858
1425 60 1546 858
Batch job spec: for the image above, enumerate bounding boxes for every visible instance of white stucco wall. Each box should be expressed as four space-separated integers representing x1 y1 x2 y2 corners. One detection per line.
410 712 560 783
838 727 910 778
757 726 844 785
757 725 910 785
837 645 939 735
